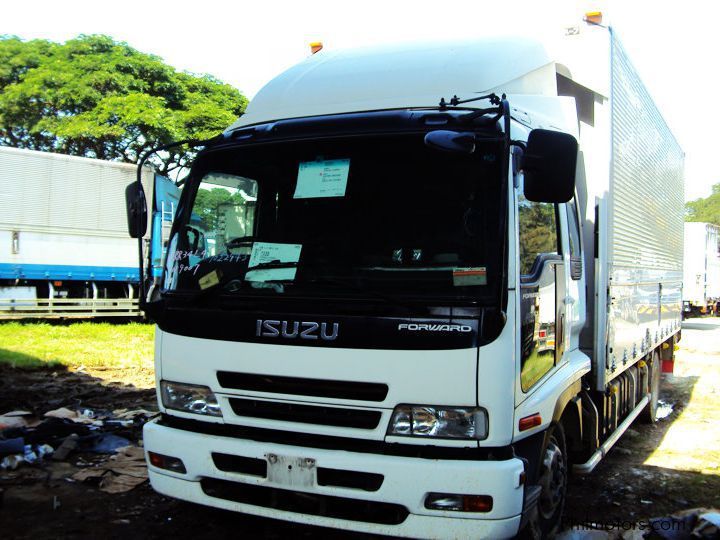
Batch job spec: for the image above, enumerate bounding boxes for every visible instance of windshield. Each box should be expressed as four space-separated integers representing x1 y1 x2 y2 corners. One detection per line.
163 134 504 302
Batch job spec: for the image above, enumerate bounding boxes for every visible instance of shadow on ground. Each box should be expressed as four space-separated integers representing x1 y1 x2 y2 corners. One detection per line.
564 372 718 528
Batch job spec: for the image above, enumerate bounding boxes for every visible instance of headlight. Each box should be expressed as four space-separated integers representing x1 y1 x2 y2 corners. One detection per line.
387 405 488 440
160 381 222 417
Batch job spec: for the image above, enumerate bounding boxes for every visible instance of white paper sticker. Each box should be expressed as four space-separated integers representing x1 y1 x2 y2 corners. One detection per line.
294 159 350 199
245 242 302 282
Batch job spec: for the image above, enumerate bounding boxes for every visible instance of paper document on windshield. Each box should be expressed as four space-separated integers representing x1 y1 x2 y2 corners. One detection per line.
245 242 302 282
294 159 350 199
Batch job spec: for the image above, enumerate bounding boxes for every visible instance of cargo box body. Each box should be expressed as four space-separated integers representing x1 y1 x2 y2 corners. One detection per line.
0 145 155 283
683 222 720 307
570 30 684 390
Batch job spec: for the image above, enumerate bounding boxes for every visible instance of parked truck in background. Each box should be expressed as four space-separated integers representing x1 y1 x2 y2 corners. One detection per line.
0 146 179 318
127 13 683 539
683 221 720 317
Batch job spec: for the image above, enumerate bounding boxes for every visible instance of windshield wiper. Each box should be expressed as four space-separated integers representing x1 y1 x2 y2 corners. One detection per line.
245 260 299 272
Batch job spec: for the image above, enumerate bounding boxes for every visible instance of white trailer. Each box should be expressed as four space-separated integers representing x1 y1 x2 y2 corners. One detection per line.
683 221 720 316
132 13 683 539
0 146 162 318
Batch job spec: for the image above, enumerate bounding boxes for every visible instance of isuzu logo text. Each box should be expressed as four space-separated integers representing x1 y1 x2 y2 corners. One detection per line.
398 323 472 333
256 320 339 341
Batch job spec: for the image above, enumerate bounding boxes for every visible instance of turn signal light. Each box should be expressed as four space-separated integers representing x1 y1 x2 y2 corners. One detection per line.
310 41 323 54
147 451 186 473
518 413 542 432
425 493 493 512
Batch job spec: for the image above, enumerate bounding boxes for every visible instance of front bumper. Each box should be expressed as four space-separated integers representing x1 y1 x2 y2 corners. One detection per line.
144 417 525 539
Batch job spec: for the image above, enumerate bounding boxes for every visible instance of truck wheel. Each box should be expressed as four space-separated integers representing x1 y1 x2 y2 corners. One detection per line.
641 351 661 423
534 423 568 538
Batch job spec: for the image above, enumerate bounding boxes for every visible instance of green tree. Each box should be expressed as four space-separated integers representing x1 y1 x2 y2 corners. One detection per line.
0 34 247 175
686 183 720 226
193 187 245 231
518 199 557 274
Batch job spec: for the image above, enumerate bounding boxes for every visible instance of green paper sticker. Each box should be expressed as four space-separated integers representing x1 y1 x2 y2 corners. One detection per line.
453 267 487 286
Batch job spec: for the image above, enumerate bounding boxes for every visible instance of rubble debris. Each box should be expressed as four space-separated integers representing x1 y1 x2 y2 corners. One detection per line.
647 508 720 540
1 405 155 472
72 446 147 493
51 433 79 461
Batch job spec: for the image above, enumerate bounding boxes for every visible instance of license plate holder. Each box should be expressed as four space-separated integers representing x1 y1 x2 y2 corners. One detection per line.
265 453 316 487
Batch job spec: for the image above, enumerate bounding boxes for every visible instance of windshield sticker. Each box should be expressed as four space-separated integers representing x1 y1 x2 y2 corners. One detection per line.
199 269 222 290
294 159 350 199
452 267 487 286
245 242 302 282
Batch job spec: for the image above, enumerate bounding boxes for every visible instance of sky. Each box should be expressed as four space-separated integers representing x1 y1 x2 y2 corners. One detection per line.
2 0 716 200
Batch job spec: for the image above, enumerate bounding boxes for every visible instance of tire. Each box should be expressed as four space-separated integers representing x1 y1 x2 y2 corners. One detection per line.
524 423 568 539
641 351 661 423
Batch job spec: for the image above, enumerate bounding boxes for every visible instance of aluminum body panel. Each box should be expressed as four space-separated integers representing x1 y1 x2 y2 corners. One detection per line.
600 30 684 388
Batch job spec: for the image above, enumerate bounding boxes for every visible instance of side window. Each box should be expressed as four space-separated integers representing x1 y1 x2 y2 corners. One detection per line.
518 185 561 392
518 192 559 276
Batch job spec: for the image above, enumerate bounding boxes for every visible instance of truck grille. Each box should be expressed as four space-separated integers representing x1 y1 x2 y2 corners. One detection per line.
228 398 382 429
201 478 408 525
217 371 389 401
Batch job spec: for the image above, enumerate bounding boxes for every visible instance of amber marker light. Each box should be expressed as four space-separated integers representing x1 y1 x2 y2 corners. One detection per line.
584 11 603 25
147 451 186 473
518 413 542 432
310 41 323 54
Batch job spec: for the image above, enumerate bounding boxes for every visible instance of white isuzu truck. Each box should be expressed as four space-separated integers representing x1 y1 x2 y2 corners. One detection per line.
127 15 683 539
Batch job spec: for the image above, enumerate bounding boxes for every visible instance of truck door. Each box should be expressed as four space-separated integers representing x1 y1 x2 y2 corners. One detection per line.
517 193 568 392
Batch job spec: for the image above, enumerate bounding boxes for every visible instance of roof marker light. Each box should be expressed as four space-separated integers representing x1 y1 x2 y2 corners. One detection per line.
584 11 603 25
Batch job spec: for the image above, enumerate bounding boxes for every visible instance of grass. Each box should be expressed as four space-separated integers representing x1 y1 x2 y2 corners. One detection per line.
0 321 155 370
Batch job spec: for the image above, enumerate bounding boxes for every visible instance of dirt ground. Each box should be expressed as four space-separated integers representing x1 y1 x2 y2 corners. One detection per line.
1 320 719 539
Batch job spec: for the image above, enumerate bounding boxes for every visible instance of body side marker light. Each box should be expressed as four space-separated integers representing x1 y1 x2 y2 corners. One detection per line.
518 413 542 432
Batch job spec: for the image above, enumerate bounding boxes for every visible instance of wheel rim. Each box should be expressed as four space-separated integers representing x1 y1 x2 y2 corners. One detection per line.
538 435 566 520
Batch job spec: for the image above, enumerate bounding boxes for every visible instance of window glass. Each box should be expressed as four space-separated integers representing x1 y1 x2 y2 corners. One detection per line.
164 173 257 290
162 136 504 301
518 192 559 275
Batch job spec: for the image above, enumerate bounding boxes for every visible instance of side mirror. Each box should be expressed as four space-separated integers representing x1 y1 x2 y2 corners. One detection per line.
522 129 578 203
424 130 476 154
125 181 148 238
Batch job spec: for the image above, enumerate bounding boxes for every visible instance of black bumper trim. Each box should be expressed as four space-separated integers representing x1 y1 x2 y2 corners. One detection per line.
158 414 514 461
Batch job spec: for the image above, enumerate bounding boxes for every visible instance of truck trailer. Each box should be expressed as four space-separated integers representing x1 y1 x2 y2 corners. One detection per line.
129 16 683 539
0 146 178 318
682 221 720 317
